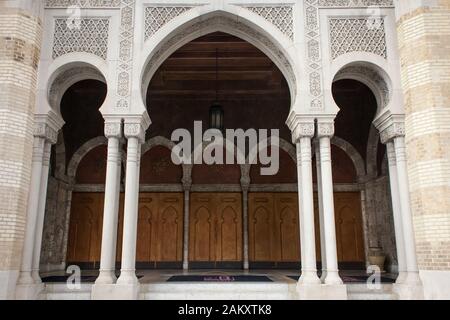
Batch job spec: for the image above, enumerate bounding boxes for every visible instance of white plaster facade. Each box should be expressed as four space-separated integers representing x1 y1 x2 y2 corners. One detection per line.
3 0 449 300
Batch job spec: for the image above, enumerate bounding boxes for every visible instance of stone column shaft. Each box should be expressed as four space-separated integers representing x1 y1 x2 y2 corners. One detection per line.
315 142 327 282
386 141 407 283
117 124 143 285
17 136 46 285
318 133 342 285
96 122 123 285
183 187 190 270
394 136 421 283
297 136 320 285
31 141 52 284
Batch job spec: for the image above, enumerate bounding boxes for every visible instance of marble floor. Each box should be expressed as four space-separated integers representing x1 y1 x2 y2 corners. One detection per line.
40 269 398 284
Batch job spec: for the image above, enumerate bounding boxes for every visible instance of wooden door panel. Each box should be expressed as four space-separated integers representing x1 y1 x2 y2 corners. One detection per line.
189 193 242 263
190 195 215 262
248 193 300 264
334 193 365 263
157 194 184 262
276 194 300 262
136 196 157 263
248 194 273 261
67 193 103 264
216 194 242 262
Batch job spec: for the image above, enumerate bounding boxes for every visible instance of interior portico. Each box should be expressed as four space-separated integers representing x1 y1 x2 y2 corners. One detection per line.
9 2 427 301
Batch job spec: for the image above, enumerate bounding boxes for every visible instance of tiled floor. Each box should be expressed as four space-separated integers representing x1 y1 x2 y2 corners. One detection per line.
41 269 398 284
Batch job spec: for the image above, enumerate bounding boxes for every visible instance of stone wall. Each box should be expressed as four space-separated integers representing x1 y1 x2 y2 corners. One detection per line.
40 176 72 272
0 1 42 299
394 0 450 298
364 175 397 272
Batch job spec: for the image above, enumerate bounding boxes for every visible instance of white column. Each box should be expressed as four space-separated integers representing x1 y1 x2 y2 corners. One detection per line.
393 135 421 284
117 124 144 285
315 142 327 282
31 141 52 283
385 140 407 284
317 123 342 285
17 136 46 285
295 125 320 285
242 186 250 270
182 179 191 270
96 121 123 284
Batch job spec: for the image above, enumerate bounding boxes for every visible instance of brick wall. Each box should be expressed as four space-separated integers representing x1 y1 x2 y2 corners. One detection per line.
395 0 450 271
0 3 42 273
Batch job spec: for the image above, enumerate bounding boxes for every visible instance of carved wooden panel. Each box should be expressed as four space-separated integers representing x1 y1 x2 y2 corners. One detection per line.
136 193 184 263
67 193 104 265
189 193 242 263
248 193 300 263
334 192 365 263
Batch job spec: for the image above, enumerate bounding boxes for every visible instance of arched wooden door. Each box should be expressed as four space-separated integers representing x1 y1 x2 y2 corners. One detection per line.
248 193 300 268
189 193 243 268
67 192 183 269
67 193 104 269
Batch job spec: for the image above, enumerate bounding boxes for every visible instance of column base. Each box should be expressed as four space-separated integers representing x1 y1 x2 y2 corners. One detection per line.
95 270 117 285
298 271 321 285
15 283 45 300
296 284 347 300
393 282 424 300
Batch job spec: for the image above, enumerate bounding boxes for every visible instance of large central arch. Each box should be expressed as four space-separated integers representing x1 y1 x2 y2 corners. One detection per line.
138 10 299 111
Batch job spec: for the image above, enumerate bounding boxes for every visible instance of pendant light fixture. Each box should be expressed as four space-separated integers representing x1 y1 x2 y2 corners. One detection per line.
209 48 224 131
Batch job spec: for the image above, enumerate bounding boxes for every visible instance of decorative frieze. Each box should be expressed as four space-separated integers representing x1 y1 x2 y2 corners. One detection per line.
52 18 110 59
318 0 393 7
329 17 387 59
145 6 195 40
45 0 121 8
305 0 324 110
242 5 294 41
116 0 136 109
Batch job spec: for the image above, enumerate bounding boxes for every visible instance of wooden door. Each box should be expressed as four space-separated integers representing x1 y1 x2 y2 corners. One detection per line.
136 193 184 268
334 192 365 264
67 193 104 268
248 193 300 267
189 193 242 267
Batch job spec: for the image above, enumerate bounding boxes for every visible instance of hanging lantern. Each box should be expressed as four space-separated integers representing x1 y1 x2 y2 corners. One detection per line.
209 48 224 131
209 101 224 130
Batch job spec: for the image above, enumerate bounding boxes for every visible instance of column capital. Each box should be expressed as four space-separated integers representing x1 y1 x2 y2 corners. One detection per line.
123 114 151 143
34 111 64 144
380 122 405 144
33 123 58 145
317 119 335 138
287 112 315 143
104 121 122 139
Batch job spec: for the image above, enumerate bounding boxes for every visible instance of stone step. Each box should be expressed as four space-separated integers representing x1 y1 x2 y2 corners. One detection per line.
347 284 397 300
140 282 295 300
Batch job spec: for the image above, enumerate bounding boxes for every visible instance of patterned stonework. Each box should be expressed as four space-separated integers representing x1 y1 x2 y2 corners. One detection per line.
116 0 136 109
305 0 324 110
242 6 294 40
145 6 195 40
52 18 110 59
329 17 387 59
45 0 121 7
318 0 393 6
